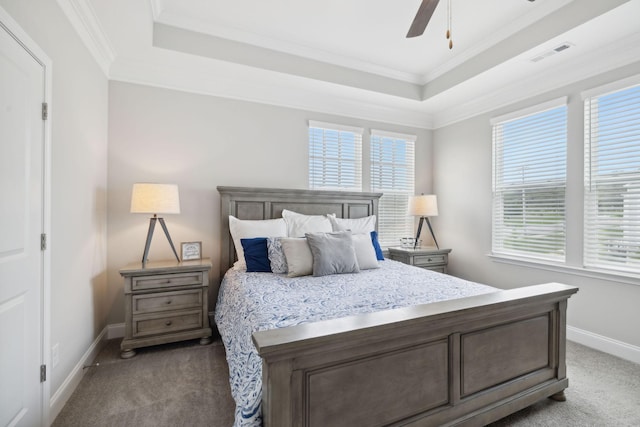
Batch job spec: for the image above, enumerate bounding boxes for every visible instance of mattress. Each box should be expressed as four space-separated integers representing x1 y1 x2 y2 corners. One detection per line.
215 259 497 427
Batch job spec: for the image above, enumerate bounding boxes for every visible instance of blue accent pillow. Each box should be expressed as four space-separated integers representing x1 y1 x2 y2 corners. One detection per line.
370 231 384 260
241 238 272 272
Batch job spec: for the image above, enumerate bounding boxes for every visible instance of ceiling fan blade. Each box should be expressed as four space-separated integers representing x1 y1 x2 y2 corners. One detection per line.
406 0 440 38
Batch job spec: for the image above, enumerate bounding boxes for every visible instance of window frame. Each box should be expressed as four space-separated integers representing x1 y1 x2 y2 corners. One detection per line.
582 77 640 275
491 97 568 262
370 129 416 248
308 120 363 192
306 122 417 248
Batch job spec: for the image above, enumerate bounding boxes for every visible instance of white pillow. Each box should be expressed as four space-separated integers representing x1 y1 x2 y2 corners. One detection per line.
352 233 380 270
280 237 314 277
229 216 287 271
328 214 376 233
282 209 333 237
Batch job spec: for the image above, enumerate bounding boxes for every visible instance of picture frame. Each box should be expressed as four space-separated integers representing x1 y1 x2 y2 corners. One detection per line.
181 241 202 261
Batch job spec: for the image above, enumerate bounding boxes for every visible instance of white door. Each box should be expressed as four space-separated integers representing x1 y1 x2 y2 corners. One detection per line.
0 20 45 427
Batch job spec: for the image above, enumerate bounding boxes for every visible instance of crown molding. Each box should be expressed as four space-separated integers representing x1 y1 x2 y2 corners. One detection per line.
432 31 640 129
422 0 573 84
57 0 115 77
105 27 640 133
153 23 421 101
154 9 424 85
109 56 432 130
149 0 164 21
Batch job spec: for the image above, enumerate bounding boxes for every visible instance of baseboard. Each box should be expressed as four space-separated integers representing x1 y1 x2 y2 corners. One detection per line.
49 327 108 424
567 325 640 365
107 322 125 339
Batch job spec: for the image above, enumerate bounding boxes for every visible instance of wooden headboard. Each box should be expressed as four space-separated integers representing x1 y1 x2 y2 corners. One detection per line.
217 186 382 273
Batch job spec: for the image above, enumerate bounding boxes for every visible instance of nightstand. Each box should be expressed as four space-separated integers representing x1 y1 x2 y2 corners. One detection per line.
119 258 213 358
387 247 452 273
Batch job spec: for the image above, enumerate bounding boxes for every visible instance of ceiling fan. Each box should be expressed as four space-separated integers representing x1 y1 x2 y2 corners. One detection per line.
406 0 536 47
406 0 441 38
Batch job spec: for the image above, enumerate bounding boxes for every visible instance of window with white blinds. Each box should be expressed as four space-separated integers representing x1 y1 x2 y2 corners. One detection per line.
308 121 362 191
370 130 415 248
491 99 567 261
584 82 640 273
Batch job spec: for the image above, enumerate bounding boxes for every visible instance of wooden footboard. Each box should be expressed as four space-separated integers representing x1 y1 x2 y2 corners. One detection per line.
253 283 578 427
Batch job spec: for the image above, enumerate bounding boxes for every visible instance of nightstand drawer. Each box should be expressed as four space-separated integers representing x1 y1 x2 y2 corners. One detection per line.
133 289 203 315
132 309 203 338
414 254 447 266
132 272 203 291
387 248 451 275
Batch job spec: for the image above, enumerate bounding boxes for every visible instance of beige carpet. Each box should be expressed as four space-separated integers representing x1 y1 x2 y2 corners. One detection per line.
52 339 640 426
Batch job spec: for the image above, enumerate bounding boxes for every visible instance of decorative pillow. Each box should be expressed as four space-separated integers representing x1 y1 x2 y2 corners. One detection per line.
328 214 383 260
241 238 271 272
282 209 333 237
229 216 287 271
305 231 360 277
352 233 380 270
328 214 376 233
267 237 287 274
280 237 314 277
370 230 385 261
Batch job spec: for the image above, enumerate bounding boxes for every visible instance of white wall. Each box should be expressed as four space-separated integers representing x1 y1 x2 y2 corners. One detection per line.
433 61 640 350
106 81 432 324
0 0 109 403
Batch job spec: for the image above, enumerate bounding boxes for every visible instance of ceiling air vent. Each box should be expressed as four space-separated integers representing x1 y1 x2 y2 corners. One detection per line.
554 43 571 52
530 42 574 63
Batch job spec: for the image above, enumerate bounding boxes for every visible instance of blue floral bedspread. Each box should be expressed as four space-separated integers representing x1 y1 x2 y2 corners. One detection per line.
215 260 496 427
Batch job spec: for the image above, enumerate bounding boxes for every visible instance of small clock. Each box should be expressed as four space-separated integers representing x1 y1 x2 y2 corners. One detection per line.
181 241 202 261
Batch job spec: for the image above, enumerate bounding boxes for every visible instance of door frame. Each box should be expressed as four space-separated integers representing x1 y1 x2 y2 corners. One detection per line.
0 5 52 425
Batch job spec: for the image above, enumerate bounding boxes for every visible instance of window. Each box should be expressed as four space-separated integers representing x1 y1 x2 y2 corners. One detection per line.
584 82 640 273
308 121 362 191
307 122 416 248
491 99 567 261
370 130 415 247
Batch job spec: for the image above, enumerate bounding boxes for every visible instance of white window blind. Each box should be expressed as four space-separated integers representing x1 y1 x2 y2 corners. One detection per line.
584 82 640 273
492 100 567 261
370 130 415 247
308 121 362 191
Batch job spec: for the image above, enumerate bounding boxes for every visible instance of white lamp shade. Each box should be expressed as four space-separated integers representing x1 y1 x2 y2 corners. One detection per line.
408 194 438 217
130 183 180 214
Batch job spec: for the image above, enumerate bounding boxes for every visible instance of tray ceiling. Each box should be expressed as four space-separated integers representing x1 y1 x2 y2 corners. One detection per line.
63 0 640 128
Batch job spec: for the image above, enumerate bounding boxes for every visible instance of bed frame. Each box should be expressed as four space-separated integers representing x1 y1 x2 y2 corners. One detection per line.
218 186 578 427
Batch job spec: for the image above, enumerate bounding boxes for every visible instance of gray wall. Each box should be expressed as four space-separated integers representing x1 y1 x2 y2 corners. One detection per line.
1 0 109 396
433 61 640 348
106 81 432 323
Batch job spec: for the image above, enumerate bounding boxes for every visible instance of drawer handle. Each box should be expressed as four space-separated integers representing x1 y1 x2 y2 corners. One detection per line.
166 299 172 305
165 320 172 326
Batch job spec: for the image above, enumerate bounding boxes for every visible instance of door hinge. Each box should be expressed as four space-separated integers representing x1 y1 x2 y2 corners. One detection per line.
41 233 47 251
42 102 48 120
40 365 46 382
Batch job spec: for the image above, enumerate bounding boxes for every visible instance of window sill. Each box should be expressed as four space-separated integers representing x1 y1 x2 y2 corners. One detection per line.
487 253 640 287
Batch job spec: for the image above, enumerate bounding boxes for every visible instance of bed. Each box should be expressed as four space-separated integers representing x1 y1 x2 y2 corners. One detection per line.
216 186 578 427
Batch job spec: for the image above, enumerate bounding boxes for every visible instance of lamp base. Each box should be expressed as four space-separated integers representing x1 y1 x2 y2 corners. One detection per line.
414 216 439 250
142 216 180 267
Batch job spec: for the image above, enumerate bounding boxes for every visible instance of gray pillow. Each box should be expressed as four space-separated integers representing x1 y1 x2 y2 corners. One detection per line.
305 231 360 277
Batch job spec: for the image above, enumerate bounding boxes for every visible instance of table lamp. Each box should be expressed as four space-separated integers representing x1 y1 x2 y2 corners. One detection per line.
130 183 181 266
408 194 439 249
